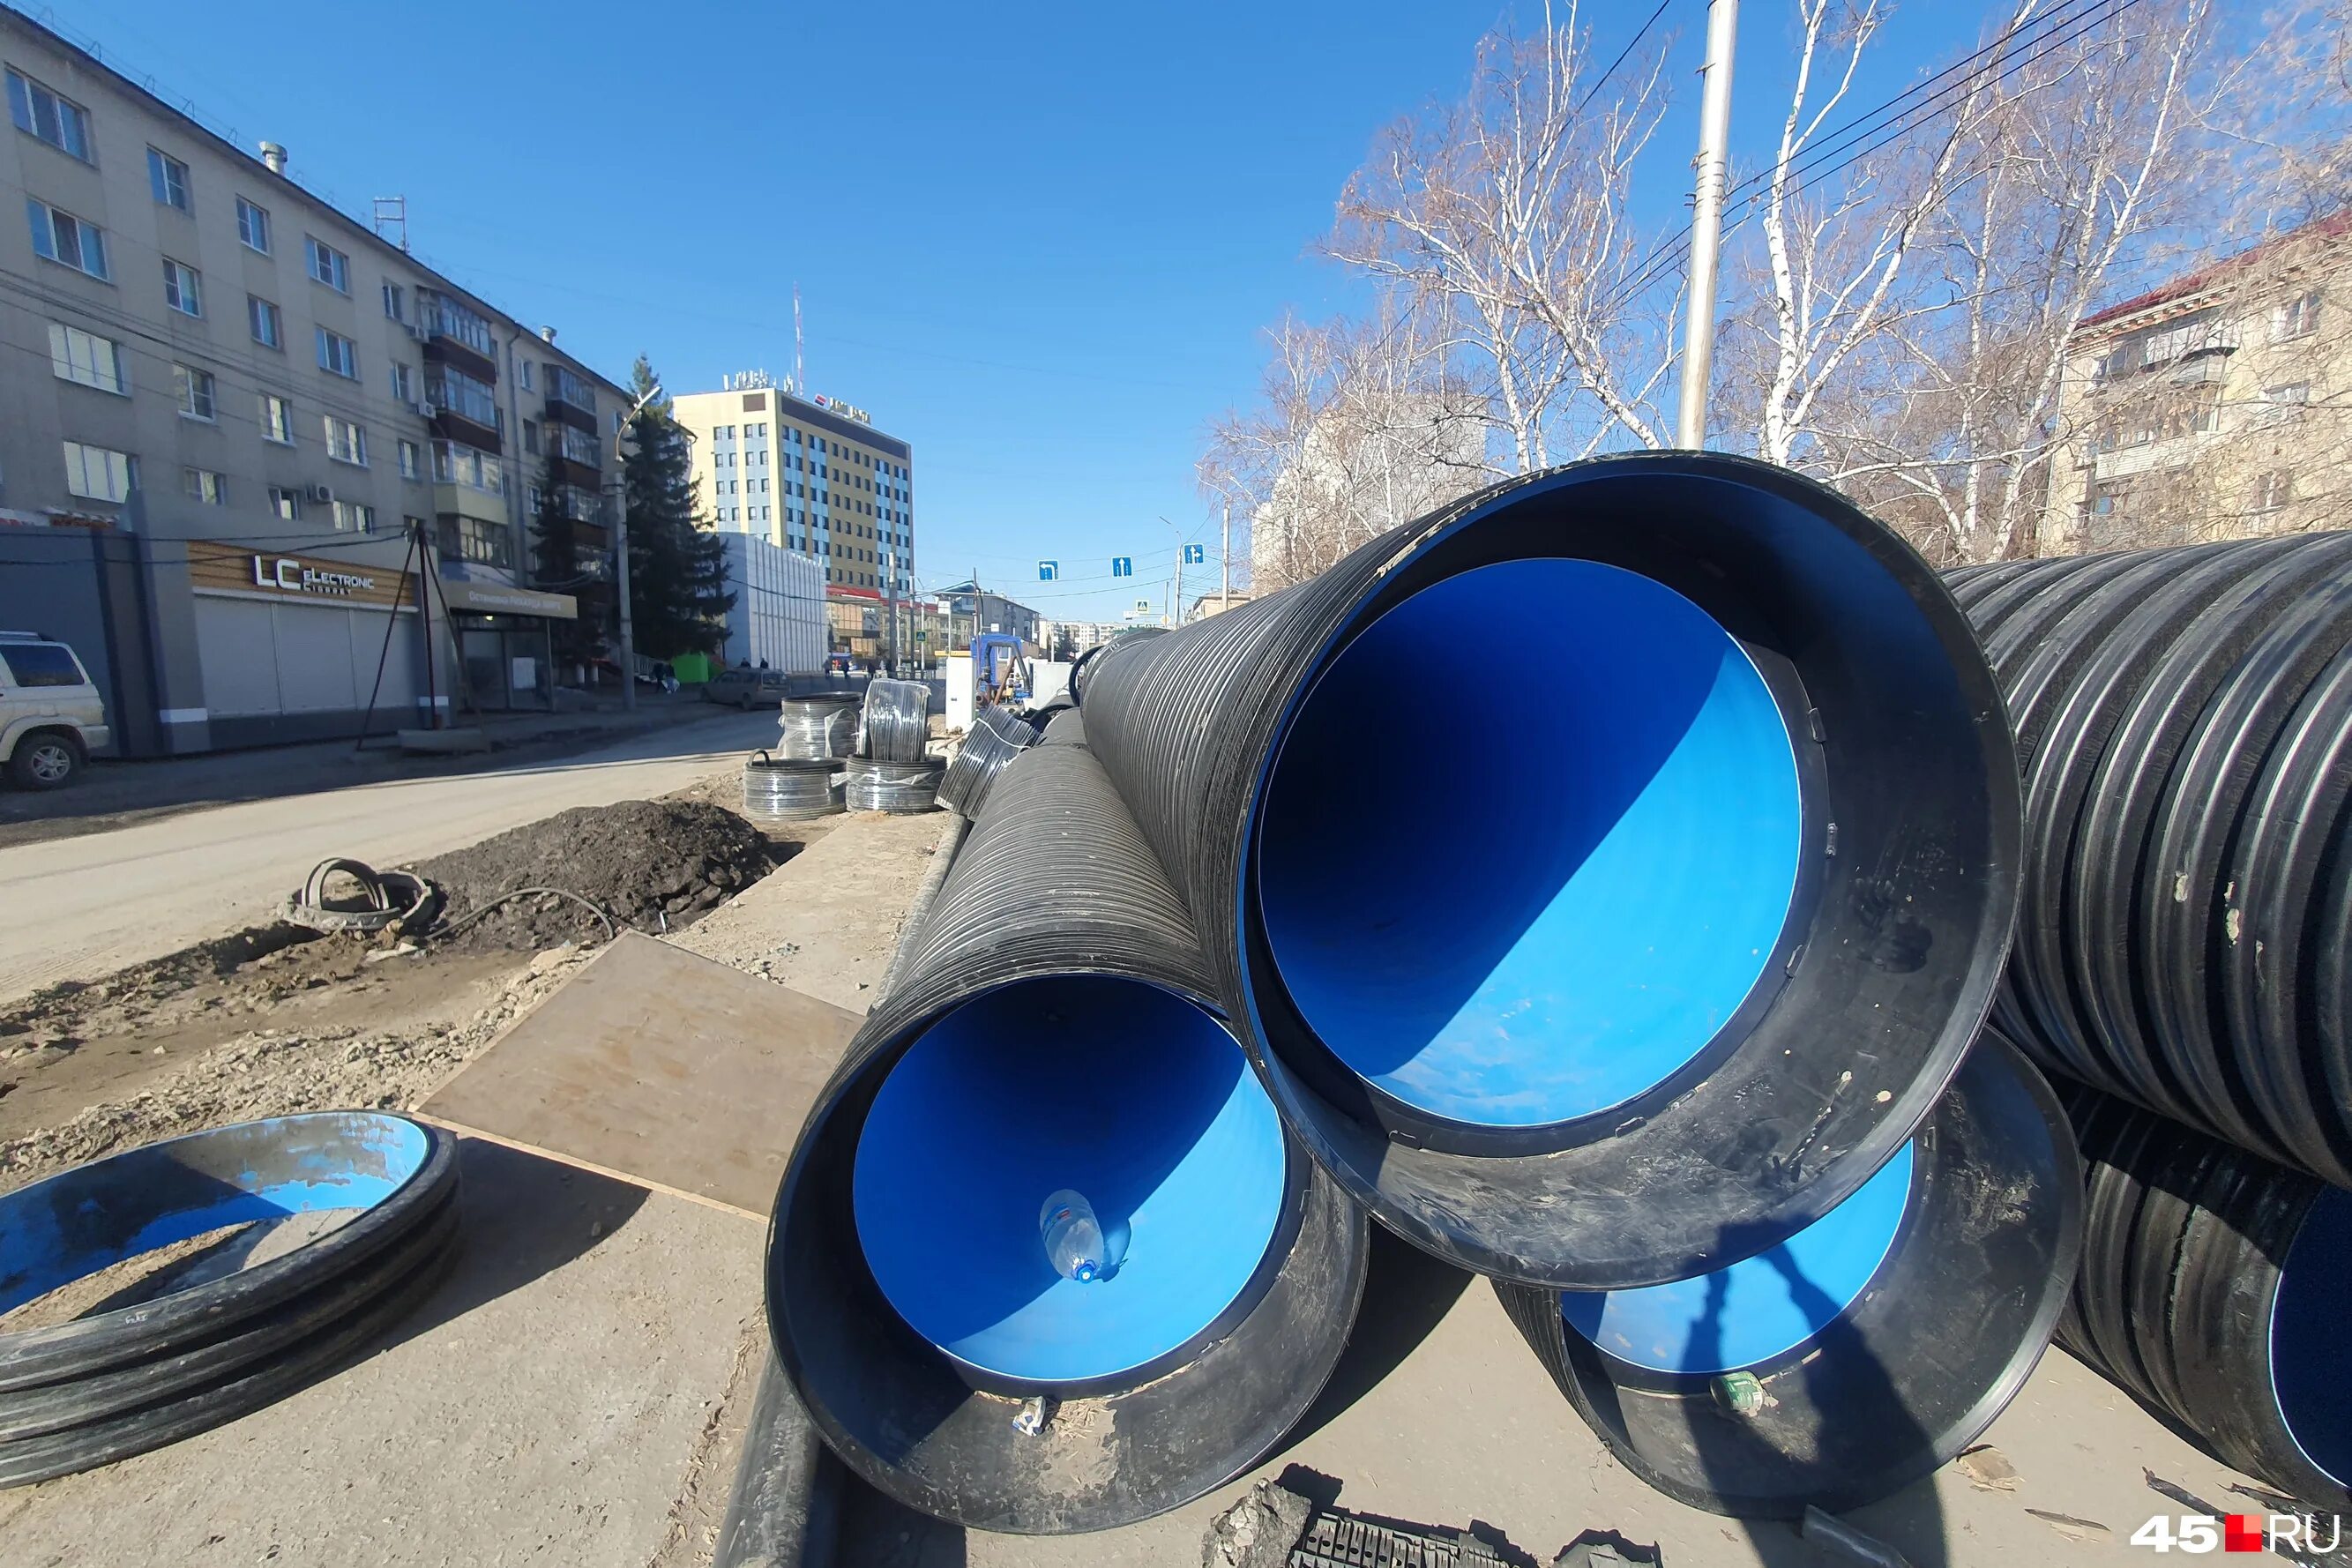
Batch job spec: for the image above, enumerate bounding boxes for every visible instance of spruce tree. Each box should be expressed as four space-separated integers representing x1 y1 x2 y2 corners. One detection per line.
526 447 594 668
621 355 734 659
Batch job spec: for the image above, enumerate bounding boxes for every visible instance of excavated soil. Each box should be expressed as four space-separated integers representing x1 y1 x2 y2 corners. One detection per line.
414 799 775 952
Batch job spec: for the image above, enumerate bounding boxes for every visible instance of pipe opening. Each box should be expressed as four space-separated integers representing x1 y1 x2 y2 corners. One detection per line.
1257 558 1805 1129
1559 1143 1915 1375
851 975 1289 1388
2271 1186 2352 1488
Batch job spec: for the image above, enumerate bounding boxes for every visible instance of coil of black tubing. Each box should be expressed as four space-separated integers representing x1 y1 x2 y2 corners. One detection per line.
937 706 1035 821
857 679 930 762
743 751 845 822
766 742 1369 1533
843 757 941 814
2055 1081 2351 1512
774 697 858 762
0 1113 459 1483
1079 453 2020 1289
1492 1030 2082 1519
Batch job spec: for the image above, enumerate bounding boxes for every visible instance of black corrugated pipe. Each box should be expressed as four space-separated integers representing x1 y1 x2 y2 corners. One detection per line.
766 742 1370 1534
2058 1079 2350 1512
1492 1031 2082 1518
937 706 1036 821
1952 534 2352 1185
1067 626 1167 709
1080 454 2020 1288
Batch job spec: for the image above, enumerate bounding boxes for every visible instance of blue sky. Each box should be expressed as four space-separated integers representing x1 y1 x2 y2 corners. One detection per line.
63 0 1985 622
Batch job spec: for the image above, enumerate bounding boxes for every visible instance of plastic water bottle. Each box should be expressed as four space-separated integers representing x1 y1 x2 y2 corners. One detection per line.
1040 1190 1104 1282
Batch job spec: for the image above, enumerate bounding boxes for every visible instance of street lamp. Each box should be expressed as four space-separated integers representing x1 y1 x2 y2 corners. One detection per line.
609 382 665 712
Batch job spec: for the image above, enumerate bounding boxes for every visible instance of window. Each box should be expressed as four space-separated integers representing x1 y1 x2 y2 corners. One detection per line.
260 393 295 444
305 235 349 293
182 467 226 504
7 69 91 160
399 438 422 480
27 199 108 280
323 415 367 467
559 424 600 466
162 258 202 317
332 499 377 533
62 441 136 502
144 146 193 211
389 363 414 403
518 359 534 392
425 366 499 428
549 365 595 414
2265 382 2311 413
236 197 272 254
2253 471 2295 512
431 440 504 494
382 281 406 322
47 323 126 393
248 294 282 348
317 328 358 379
437 514 512 570
522 420 541 456
173 364 216 422
0 642 87 687
2083 480 2129 519
268 486 302 521
2272 291 2321 342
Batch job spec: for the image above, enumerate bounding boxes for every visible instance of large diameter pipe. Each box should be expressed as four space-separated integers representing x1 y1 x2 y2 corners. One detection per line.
1493 1032 2082 1518
2057 1079 2351 1512
766 743 1368 1534
1080 454 2020 1288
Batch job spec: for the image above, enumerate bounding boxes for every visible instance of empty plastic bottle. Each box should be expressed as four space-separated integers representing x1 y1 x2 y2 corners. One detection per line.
1040 1190 1104 1282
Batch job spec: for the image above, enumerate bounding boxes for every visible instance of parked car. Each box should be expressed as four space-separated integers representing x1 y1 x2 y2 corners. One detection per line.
0 631 109 789
705 666 793 709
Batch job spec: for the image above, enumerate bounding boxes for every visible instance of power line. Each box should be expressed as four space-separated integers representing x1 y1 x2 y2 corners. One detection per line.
1574 0 1678 119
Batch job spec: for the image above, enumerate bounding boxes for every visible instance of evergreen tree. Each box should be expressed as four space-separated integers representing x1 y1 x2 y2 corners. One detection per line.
527 448 595 668
621 355 734 659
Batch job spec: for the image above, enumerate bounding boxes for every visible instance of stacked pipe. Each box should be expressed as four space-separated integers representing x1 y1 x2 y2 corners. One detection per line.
1945 534 2352 1509
742 750 844 823
843 756 942 814
936 705 1036 821
856 678 931 764
774 695 859 762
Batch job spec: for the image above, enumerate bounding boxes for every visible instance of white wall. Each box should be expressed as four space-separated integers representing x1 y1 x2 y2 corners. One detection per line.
718 534 825 673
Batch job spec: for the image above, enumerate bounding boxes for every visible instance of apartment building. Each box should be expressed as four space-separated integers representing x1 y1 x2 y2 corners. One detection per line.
2046 215 2348 555
0 7 631 749
670 373 915 598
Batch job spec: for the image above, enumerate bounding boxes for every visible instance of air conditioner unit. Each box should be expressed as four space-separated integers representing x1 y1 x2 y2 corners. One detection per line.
406 320 431 343
408 399 431 418
305 482 334 504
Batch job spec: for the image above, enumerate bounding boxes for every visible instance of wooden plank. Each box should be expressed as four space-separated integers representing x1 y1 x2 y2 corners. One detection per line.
418 931 862 1218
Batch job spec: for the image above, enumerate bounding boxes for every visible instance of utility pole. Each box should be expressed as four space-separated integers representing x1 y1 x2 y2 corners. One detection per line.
885 547 899 676
1676 0 1740 450
1221 502 1231 604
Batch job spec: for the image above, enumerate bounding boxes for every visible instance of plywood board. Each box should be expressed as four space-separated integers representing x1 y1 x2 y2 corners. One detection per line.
419 930 861 1219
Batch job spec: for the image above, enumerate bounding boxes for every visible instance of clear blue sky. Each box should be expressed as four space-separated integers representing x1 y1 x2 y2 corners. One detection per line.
60 0 1984 623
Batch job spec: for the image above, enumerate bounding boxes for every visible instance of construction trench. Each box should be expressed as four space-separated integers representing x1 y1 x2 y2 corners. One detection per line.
2 456 2348 1567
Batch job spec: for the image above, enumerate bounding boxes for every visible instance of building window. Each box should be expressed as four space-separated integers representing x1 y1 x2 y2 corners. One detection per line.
518 359 534 392
2272 291 2322 343
7 68 91 160
62 441 136 502
559 424 600 466
182 467 226 504
162 258 202 317
268 485 302 521
47 323 126 393
317 328 358 379
437 514 512 570
332 499 377 533
236 197 271 254
173 364 216 422
382 281 406 322
304 235 350 293
26 199 108 280
324 415 368 467
260 394 295 445
146 146 191 210
2265 382 2311 414
399 438 422 480
549 365 595 414
248 294 282 348
2253 471 2295 512
390 363 415 404
432 440 504 494
522 420 541 456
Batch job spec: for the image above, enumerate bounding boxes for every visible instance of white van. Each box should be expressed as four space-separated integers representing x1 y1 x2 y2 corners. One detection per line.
0 631 110 789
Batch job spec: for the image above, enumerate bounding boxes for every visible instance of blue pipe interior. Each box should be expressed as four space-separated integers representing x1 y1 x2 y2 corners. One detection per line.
1257 559 1805 1127
2271 1185 2352 1487
1560 1143 1915 1374
0 1113 427 1315
852 976 1288 1386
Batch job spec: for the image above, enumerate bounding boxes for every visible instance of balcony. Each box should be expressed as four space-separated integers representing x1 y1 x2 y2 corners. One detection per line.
420 289 498 379
427 370 503 452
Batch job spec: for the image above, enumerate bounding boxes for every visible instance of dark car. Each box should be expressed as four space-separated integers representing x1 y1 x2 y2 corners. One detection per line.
706 667 792 709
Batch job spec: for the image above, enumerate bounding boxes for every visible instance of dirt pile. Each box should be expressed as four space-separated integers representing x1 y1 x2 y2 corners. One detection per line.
413 799 773 951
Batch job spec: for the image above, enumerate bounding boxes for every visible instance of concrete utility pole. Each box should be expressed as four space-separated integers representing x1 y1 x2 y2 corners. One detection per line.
1221 502 1231 603
885 548 899 675
1676 0 1740 450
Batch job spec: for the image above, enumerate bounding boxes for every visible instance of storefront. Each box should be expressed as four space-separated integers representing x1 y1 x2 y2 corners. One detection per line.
434 578 579 712
184 539 427 748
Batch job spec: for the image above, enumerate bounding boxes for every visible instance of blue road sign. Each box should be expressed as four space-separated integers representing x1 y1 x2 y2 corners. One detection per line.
1183 543 1206 565
1038 561 1058 581
1111 556 1133 577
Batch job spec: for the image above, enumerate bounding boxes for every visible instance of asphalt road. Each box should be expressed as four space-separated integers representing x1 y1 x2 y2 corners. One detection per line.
0 706 780 1006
